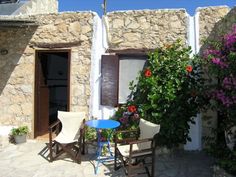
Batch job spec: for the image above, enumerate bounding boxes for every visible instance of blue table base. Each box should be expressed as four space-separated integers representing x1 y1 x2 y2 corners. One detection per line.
95 141 114 174
95 131 114 174
85 120 120 175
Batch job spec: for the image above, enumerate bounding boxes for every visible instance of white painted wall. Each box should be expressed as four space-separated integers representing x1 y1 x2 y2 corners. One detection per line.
90 12 203 149
184 13 202 151
90 14 116 120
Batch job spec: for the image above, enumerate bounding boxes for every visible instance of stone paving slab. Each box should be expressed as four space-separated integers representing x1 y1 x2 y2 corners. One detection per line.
0 141 214 177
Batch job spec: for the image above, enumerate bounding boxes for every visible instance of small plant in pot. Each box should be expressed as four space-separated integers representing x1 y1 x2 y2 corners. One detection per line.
10 126 29 144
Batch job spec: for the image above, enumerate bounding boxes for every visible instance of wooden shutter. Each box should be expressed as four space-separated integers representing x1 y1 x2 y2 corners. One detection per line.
101 55 119 106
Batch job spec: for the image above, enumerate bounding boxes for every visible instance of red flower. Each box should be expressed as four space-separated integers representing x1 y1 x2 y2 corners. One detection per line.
128 105 136 113
191 90 197 97
186 65 193 73
144 69 152 77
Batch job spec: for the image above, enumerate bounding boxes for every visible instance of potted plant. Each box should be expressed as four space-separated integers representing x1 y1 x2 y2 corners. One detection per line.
10 125 29 144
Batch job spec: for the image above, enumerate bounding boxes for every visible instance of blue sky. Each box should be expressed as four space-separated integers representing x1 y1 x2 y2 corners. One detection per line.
58 0 236 16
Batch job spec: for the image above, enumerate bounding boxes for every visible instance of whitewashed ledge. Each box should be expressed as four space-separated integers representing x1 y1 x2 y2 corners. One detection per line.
0 125 15 148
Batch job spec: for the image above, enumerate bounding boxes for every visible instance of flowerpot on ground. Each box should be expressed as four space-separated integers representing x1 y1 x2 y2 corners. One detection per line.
10 126 29 144
13 134 27 144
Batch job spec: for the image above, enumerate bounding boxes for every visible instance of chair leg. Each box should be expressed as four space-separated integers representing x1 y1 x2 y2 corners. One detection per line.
143 159 151 177
49 141 54 162
151 149 155 177
74 145 82 164
114 147 118 170
59 143 82 164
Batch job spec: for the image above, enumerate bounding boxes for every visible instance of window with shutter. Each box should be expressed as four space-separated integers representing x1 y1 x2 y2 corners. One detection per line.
101 54 147 106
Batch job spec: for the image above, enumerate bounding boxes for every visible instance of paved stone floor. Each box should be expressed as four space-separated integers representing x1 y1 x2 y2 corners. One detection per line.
0 140 214 177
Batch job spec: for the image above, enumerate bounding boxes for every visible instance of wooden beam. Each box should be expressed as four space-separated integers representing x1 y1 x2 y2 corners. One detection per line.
30 41 82 48
106 48 156 56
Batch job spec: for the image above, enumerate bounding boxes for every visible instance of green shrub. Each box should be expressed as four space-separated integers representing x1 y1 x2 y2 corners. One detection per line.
114 40 206 148
11 126 29 136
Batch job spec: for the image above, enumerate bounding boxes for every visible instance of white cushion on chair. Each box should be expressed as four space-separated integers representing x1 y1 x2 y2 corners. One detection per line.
54 111 86 144
138 119 160 149
117 144 152 158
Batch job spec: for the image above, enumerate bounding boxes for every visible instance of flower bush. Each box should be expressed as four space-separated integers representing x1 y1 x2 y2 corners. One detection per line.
203 25 236 126
113 104 140 130
202 25 236 174
113 40 205 148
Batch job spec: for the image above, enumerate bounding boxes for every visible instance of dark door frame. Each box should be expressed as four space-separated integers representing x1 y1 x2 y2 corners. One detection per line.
34 49 71 138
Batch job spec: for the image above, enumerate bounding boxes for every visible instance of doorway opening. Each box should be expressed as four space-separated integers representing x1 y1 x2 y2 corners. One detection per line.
35 50 70 138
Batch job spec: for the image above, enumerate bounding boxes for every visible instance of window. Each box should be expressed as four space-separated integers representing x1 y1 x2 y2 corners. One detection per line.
119 57 146 103
101 54 146 106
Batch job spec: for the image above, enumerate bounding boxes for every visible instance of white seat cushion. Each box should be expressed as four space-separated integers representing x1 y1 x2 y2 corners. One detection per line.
117 144 152 158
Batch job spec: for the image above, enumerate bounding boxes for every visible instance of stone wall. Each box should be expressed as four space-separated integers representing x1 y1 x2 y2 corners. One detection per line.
198 6 232 142
32 13 94 113
198 6 230 45
13 0 58 15
0 6 236 143
0 26 35 129
106 9 188 50
0 12 94 137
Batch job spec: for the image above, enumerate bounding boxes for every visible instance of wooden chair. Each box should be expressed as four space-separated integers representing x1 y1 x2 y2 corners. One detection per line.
48 111 86 164
225 126 236 151
114 119 160 177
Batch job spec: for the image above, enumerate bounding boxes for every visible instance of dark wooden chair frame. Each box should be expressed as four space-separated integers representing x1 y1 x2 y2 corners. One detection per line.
114 129 158 177
48 119 85 164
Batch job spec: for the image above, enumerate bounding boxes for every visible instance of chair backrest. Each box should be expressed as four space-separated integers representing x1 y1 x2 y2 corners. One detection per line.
138 118 160 149
58 111 86 142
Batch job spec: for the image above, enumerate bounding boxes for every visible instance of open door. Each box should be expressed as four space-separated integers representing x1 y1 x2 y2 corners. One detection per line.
35 50 70 138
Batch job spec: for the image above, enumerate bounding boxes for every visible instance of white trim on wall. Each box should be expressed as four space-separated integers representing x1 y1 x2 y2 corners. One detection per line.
90 13 104 119
194 11 200 53
184 13 202 151
90 13 116 120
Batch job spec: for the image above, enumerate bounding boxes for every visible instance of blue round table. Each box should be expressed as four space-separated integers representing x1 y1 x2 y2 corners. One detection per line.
86 119 120 129
85 119 120 174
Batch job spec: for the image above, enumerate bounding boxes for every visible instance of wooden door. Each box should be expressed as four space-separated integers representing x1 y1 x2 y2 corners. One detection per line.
34 51 70 138
35 53 49 137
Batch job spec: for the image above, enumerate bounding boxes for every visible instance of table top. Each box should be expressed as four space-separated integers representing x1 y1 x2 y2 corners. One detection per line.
85 119 120 129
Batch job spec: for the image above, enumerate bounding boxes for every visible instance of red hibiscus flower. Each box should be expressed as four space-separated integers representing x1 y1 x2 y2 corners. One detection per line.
144 69 152 77
128 105 137 113
191 90 197 97
186 65 193 73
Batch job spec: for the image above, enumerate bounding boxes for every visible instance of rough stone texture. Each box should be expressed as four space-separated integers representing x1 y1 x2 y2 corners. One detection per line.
0 12 94 137
106 9 188 50
198 6 230 46
14 0 58 15
1 6 236 145
198 6 234 143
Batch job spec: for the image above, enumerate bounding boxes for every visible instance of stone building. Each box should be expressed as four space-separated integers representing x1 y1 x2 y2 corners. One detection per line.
0 0 235 149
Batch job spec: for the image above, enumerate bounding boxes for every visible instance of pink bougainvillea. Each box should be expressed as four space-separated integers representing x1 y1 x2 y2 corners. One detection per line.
203 25 236 113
